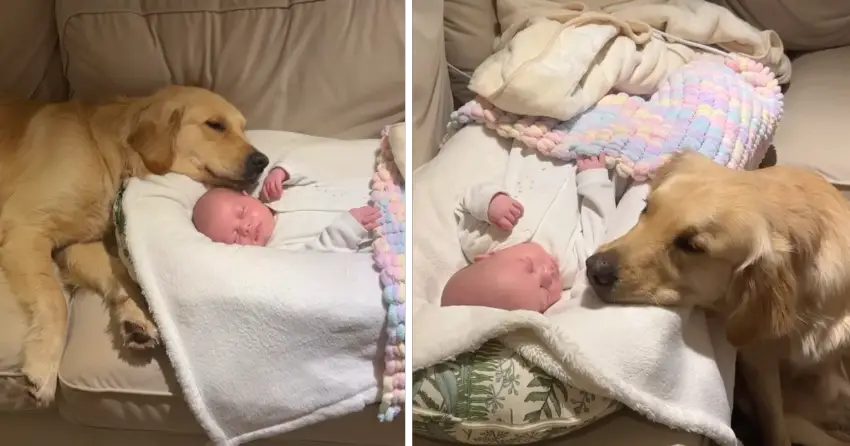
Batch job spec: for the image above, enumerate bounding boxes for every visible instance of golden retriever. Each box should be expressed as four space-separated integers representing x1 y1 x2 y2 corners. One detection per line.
0 85 268 406
585 151 850 446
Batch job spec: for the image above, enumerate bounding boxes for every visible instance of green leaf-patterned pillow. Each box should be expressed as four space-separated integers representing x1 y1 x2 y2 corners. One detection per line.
413 339 621 444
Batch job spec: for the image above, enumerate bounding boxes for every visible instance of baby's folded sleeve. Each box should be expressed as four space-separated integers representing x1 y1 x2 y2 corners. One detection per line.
459 182 509 222
576 169 616 252
312 212 369 252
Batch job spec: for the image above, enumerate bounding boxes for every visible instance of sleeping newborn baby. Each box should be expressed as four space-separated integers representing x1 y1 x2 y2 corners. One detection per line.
192 164 379 252
442 148 644 313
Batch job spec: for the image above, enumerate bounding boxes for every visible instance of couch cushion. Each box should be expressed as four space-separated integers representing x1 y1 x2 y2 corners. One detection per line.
57 290 402 444
412 0 454 171
56 0 404 139
771 46 850 197
0 0 68 100
444 0 499 105
58 291 199 433
712 0 850 51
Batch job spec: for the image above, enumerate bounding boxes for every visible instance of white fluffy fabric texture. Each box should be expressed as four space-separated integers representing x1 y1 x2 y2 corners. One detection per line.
413 126 739 445
121 131 386 446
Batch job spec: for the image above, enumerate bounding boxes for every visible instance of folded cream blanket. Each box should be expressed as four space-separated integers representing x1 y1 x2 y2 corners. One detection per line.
471 0 790 120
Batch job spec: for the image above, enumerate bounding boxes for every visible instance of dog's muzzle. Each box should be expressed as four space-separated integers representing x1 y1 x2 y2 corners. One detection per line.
586 251 619 301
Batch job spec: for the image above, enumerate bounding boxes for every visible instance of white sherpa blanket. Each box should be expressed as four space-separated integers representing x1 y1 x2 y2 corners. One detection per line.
119 131 386 446
413 126 739 445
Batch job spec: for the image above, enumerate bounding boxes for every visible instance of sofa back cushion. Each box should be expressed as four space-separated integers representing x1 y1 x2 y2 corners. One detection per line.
444 0 499 105
412 0 453 170
57 0 404 139
0 0 68 101
713 0 850 51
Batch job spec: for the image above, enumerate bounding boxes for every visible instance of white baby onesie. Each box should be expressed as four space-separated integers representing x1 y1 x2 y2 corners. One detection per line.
253 155 374 253
456 145 616 289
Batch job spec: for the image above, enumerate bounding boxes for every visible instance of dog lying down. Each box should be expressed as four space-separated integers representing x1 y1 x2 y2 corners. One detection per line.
585 151 850 446
0 85 267 406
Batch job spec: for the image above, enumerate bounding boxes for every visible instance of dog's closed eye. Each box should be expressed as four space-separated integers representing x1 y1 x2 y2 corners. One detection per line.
205 120 226 133
673 231 706 254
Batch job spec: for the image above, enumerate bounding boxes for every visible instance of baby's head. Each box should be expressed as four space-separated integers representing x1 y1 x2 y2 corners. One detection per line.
441 242 562 313
192 188 275 246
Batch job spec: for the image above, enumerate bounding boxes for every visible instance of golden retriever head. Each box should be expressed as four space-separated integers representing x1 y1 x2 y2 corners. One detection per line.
585 151 820 347
124 85 268 190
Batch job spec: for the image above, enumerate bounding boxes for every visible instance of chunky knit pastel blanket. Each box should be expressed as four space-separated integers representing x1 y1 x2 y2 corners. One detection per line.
448 57 783 181
371 126 406 422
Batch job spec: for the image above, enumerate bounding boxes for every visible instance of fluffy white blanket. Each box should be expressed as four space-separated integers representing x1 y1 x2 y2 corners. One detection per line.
119 131 386 446
413 127 739 445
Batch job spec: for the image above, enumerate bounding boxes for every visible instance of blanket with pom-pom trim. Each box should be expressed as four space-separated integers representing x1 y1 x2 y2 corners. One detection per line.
448 57 783 181
371 126 406 422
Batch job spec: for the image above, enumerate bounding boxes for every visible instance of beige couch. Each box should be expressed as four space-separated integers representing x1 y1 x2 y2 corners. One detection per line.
0 1 404 445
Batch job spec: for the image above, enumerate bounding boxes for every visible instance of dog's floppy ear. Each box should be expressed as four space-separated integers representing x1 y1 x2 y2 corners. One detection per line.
127 100 183 174
724 243 797 347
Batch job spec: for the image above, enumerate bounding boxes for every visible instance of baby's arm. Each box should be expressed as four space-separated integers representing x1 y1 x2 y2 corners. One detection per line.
456 183 506 261
254 158 317 202
459 183 524 231
604 182 650 242
290 211 372 252
576 155 616 252
459 183 508 222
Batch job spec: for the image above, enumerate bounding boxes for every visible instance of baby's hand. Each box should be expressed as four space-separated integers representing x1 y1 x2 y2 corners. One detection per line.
260 167 289 203
350 206 381 231
487 193 524 231
577 154 607 172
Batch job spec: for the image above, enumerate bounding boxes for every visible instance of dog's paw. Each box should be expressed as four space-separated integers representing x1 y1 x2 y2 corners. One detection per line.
120 319 160 350
20 361 58 407
113 294 160 350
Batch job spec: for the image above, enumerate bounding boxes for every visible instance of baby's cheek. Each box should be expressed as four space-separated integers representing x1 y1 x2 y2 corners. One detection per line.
546 283 563 310
210 229 231 244
259 220 275 245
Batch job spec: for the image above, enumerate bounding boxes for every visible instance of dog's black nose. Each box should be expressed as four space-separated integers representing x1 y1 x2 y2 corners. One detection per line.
586 251 619 299
245 151 269 177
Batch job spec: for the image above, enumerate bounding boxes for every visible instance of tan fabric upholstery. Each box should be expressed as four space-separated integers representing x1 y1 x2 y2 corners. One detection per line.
5 410 400 446
772 46 850 199
444 0 499 105
0 0 68 100
57 0 404 139
412 0 454 170
58 292 200 433
713 0 850 51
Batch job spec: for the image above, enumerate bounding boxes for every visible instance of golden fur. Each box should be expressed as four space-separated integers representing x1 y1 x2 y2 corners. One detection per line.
0 85 267 406
586 151 850 445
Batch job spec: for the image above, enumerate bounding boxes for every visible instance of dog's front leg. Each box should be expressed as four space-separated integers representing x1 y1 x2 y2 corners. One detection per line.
0 228 68 406
739 346 791 446
55 241 159 350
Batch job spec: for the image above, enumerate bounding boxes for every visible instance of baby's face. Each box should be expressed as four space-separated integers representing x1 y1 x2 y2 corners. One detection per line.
193 189 276 246
464 242 563 312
